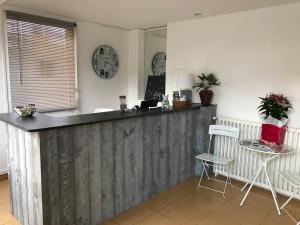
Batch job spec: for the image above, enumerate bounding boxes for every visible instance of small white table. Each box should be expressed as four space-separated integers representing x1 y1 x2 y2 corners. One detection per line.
239 139 294 215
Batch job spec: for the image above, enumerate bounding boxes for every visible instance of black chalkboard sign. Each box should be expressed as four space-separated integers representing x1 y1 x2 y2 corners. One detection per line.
144 76 165 101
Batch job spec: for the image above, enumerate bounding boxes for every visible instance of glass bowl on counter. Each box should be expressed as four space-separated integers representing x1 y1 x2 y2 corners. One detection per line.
14 104 36 117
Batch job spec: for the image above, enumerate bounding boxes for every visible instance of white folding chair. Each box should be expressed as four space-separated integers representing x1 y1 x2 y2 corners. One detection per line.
195 125 239 197
279 171 300 224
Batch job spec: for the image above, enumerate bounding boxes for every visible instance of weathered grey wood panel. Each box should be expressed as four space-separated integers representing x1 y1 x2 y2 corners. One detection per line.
7 125 43 225
87 124 102 225
185 110 194 178
18 129 29 225
40 129 60 225
57 128 76 225
179 112 187 182
168 112 180 186
151 116 161 196
124 117 144 208
113 120 125 215
74 125 90 225
8 106 216 225
158 114 168 191
100 122 114 220
143 116 153 200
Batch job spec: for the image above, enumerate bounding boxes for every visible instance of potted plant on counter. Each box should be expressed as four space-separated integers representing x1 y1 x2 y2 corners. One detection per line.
258 93 292 146
193 73 220 106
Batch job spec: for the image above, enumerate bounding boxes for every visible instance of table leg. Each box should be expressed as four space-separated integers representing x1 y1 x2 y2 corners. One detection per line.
240 166 262 206
240 153 281 215
241 168 262 192
264 166 281 215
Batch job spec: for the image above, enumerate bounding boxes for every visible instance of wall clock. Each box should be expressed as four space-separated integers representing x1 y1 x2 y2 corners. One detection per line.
92 45 119 79
152 52 166 76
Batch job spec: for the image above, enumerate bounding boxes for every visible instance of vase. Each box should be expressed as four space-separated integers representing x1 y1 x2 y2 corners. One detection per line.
199 90 213 106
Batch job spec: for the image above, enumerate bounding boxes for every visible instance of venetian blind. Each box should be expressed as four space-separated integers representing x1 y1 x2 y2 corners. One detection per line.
6 11 77 112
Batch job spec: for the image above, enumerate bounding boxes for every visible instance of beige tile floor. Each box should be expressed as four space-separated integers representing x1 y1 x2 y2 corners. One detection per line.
0 177 299 225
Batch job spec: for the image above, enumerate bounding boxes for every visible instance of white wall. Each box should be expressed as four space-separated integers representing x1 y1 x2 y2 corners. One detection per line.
166 3 300 128
77 21 130 113
127 29 145 106
0 7 8 174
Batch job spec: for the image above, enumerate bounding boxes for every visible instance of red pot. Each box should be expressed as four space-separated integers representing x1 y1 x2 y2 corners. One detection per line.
199 90 213 106
260 124 287 146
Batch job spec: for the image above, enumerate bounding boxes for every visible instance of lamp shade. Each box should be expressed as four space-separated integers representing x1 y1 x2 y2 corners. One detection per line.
176 73 194 89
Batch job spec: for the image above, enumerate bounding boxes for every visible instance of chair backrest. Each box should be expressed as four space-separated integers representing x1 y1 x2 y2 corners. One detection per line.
207 125 240 154
94 108 114 113
209 125 240 139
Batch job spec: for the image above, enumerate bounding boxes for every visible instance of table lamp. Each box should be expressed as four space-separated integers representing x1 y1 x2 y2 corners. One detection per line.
176 73 194 104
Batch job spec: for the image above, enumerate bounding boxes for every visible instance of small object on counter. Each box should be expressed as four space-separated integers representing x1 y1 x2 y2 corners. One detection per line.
180 95 186 101
119 95 127 112
14 104 36 117
173 100 188 108
162 94 170 110
173 91 180 102
180 89 192 104
176 73 194 104
148 106 160 111
131 106 138 111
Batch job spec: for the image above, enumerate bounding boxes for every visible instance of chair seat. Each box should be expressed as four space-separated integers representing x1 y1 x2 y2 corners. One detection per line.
280 172 300 188
196 153 233 164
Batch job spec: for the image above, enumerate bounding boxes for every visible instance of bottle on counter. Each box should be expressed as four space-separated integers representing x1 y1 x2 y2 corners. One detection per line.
162 94 170 110
119 95 127 112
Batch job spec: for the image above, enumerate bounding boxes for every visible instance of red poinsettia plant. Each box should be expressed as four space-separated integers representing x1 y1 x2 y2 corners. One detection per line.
258 93 292 146
258 93 292 120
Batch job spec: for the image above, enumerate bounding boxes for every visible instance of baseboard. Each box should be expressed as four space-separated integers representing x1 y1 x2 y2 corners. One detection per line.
0 169 8 175
0 173 8 181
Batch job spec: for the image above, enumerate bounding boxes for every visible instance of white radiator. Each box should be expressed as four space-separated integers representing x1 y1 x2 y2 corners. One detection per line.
214 117 300 198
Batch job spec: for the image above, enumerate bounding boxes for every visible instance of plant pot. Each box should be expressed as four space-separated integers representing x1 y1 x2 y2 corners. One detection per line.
199 90 213 106
260 124 287 146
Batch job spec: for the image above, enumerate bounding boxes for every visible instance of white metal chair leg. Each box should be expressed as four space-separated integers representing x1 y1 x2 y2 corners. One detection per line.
222 165 230 198
282 208 299 224
197 162 205 189
227 164 233 186
280 188 300 224
202 161 211 179
280 195 294 210
197 161 233 197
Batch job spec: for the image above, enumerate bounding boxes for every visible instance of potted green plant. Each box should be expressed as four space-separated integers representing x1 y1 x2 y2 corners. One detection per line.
193 73 220 106
258 93 292 145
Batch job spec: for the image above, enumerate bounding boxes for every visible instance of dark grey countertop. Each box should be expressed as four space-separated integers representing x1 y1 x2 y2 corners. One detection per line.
0 104 210 132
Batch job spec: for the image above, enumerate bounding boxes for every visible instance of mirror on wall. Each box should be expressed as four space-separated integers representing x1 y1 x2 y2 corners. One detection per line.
143 28 167 101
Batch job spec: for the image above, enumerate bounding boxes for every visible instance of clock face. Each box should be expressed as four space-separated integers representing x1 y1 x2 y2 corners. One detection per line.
92 45 119 79
152 52 166 76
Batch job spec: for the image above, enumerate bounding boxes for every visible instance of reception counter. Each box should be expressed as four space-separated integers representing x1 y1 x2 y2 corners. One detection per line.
0 104 216 225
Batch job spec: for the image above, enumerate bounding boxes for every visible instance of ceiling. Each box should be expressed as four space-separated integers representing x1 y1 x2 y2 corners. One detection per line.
4 0 300 29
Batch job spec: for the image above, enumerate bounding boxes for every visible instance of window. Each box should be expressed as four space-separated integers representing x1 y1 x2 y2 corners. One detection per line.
6 11 77 112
